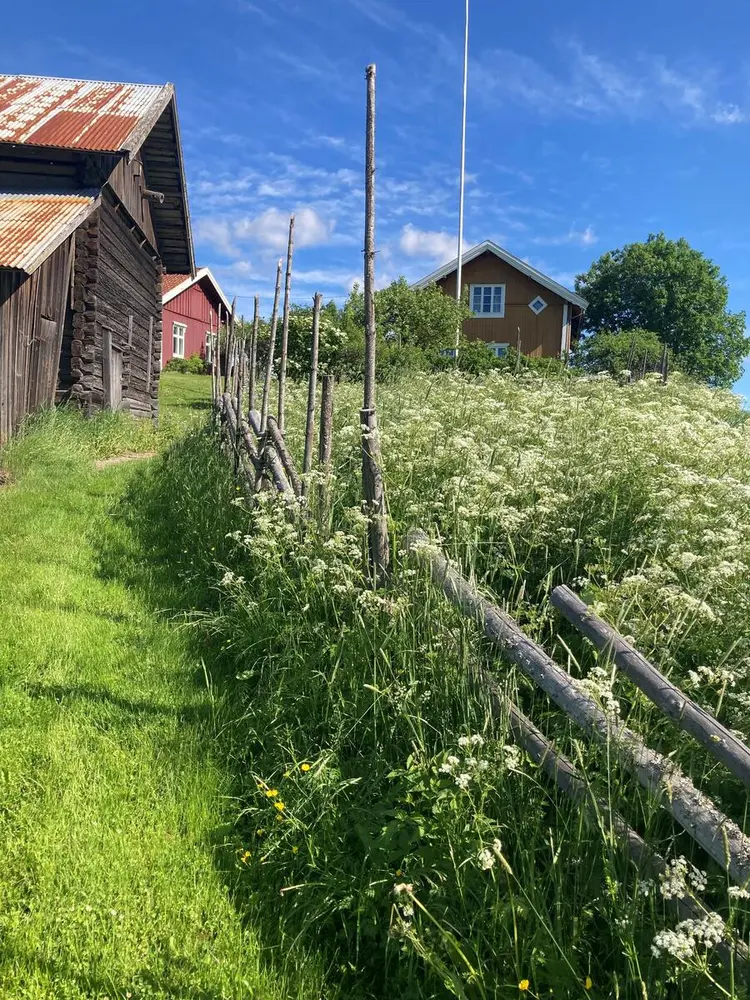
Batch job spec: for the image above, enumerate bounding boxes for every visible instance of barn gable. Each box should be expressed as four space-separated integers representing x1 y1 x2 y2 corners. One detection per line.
0 73 194 443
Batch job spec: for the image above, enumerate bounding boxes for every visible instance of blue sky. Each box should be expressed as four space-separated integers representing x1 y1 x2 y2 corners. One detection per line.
3 0 750 393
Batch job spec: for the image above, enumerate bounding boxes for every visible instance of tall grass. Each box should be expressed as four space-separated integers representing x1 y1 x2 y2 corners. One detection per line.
119 370 750 999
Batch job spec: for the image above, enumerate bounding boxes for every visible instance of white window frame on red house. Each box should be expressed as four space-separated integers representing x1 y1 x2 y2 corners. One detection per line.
470 284 505 317
172 321 186 358
205 331 217 364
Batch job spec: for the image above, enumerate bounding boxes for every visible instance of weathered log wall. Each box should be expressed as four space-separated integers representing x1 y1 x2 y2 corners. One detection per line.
59 193 161 421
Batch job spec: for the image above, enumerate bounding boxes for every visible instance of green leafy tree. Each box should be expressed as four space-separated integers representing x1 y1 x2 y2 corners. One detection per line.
344 278 471 350
576 328 668 377
575 233 748 387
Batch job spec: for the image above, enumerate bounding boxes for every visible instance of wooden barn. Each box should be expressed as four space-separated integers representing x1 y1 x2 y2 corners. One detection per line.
0 74 194 444
162 268 231 369
414 240 588 358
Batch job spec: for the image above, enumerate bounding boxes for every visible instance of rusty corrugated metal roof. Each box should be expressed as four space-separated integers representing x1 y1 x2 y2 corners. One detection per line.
0 191 97 272
0 75 171 152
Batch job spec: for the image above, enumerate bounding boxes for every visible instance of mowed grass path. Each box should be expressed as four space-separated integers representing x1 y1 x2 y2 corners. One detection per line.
0 378 317 999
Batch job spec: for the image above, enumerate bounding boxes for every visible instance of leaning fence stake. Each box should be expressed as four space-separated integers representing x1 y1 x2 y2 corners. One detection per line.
266 415 302 497
317 373 334 516
261 259 283 432
406 529 750 886
303 292 322 489
277 214 295 434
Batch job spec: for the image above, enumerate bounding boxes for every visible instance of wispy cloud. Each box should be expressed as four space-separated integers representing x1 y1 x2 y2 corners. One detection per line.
197 206 336 257
473 42 748 127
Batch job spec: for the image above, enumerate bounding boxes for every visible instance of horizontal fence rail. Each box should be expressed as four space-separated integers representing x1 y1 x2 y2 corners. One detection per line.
406 529 750 888
552 585 750 788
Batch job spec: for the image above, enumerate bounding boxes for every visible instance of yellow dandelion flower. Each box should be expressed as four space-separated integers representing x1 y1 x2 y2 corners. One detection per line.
275 814 284 823
239 850 251 863
274 801 286 811
585 976 593 990
292 845 299 854
300 763 312 772
518 981 530 992
265 789 279 798
256 828 265 837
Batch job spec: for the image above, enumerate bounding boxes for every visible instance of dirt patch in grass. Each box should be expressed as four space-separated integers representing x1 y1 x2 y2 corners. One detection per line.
95 451 157 469
0 468 13 487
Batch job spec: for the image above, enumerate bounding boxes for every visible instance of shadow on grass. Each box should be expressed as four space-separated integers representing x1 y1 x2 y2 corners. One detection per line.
22 681 211 726
91 429 350 998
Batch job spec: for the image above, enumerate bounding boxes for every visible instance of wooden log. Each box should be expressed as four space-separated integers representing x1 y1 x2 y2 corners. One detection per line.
247 408 294 497
361 407 390 584
551 585 750 788
249 294 259 413
277 215 295 434
261 259 283 432
234 328 244 476
405 529 750 886
302 292 322 485
229 296 238 399
478 669 747 969
266 416 302 497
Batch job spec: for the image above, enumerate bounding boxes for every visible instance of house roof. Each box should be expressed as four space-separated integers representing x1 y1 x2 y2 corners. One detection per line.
162 267 232 316
0 74 194 275
0 190 98 272
0 75 173 153
413 240 588 309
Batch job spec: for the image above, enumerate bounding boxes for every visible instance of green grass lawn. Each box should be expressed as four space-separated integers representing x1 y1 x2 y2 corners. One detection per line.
0 379 322 999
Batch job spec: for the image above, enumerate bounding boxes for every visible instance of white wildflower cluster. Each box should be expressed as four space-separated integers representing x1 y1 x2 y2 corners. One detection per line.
578 665 621 718
651 912 725 960
439 736 489 790
220 569 245 587
658 857 707 900
728 885 750 900
477 838 504 871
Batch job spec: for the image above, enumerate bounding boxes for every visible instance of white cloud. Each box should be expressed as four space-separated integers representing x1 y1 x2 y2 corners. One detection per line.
194 217 238 256
235 207 334 250
399 224 467 263
532 226 597 248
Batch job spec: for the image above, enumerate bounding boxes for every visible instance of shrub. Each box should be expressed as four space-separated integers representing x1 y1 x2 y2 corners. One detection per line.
163 353 207 375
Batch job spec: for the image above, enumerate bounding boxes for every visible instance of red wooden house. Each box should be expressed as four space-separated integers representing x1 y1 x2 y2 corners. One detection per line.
161 267 231 368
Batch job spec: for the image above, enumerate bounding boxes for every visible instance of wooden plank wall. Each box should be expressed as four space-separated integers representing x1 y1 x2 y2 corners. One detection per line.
0 238 73 444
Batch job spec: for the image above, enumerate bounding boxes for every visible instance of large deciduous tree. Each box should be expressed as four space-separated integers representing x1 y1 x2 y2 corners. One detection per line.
575 233 748 387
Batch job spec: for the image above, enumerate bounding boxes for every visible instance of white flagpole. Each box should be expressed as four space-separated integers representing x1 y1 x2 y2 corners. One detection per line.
454 0 469 351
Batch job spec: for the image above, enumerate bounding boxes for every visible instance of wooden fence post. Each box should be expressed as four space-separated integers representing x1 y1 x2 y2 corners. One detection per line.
277 214 295 434
249 294 259 413
261 259 283 432
661 342 669 384
303 292 322 486
362 62 389 583
266 415 302 497
318 373 334 514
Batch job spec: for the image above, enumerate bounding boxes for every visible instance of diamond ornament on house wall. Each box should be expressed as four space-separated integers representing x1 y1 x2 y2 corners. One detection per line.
529 295 548 314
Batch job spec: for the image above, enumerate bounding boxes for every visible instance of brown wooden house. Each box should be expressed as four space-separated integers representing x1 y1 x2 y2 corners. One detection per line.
414 240 587 358
0 74 194 444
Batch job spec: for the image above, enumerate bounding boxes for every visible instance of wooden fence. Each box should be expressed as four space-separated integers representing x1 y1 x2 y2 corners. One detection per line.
207 60 747 976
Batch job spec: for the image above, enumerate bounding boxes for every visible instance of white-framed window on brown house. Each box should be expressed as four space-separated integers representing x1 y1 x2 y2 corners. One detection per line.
205 332 217 364
470 284 505 317
172 321 186 358
486 343 509 358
